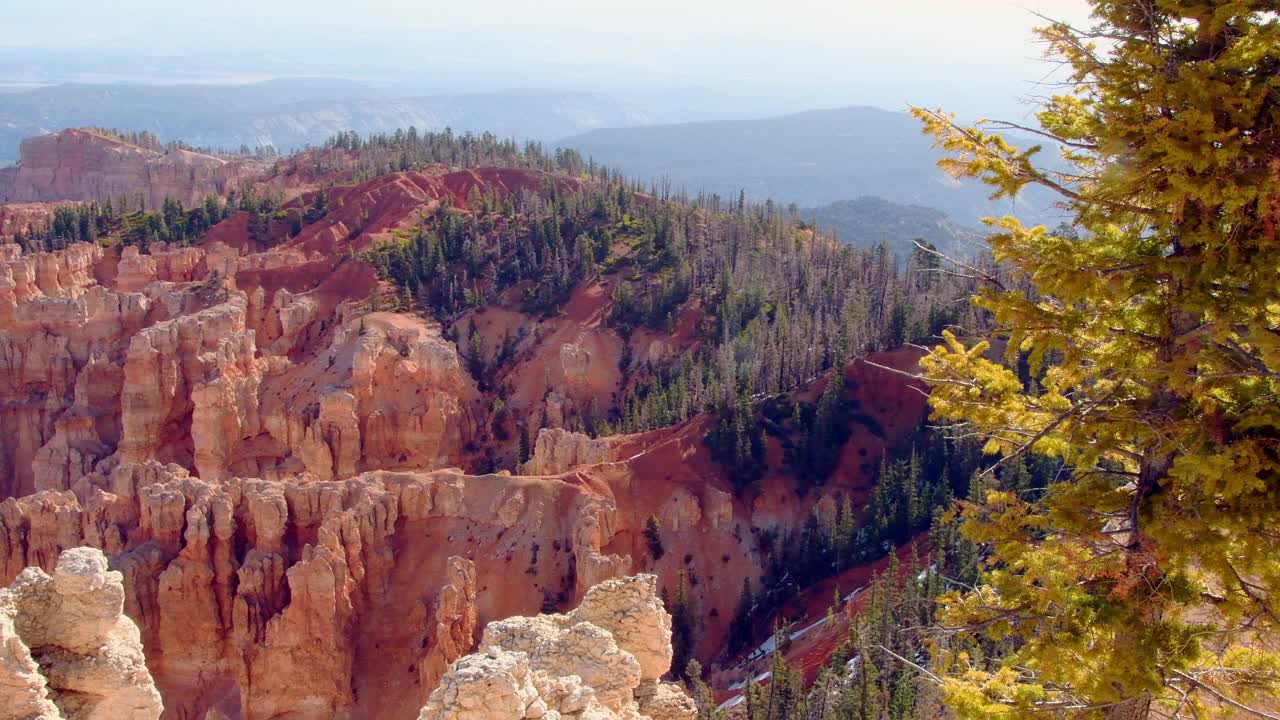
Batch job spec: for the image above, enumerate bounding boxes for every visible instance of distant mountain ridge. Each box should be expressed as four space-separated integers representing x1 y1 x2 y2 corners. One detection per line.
802 196 983 258
559 106 1059 227
0 79 665 163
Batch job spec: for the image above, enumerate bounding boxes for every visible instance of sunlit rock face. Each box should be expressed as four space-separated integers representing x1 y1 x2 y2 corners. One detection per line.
419 574 696 720
0 132 933 719
1 546 163 720
0 130 257 210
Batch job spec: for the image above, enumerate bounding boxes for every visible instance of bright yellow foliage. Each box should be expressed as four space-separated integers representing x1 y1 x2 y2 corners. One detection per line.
912 1 1280 718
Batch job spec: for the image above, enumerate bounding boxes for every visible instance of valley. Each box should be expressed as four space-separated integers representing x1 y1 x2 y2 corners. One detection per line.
3 4 1277 716
0 128 975 719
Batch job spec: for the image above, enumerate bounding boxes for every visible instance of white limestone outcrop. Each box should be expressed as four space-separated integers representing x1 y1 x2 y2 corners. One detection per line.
419 574 694 720
0 547 162 720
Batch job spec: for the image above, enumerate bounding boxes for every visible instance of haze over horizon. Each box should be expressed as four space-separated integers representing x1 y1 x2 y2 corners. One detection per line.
6 0 1092 120
1 5 1276 719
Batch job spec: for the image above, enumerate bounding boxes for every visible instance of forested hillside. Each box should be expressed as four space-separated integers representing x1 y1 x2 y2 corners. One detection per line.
802 195 981 257
340 129 985 447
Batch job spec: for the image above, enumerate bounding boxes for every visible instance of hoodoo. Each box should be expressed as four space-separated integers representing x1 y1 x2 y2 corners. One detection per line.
0 547 163 720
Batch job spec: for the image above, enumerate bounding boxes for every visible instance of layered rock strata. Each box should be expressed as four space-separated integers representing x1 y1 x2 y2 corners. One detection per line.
0 130 257 210
0 239 477 500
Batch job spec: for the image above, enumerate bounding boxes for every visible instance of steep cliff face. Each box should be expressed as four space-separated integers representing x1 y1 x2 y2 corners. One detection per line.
2 554 690 720
0 400 923 720
0 546 163 720
523 428 615 476
0 130 259 210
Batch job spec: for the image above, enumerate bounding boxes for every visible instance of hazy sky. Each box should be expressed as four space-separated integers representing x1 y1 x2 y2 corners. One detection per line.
5 0 1094 118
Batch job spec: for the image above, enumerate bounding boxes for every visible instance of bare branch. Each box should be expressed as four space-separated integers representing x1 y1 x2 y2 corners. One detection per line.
874 645 944 685
911 238 1004 284
1166 668 1280 720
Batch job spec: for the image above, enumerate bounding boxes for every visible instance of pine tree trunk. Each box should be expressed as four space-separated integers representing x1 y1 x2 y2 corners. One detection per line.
1104 694 1150 720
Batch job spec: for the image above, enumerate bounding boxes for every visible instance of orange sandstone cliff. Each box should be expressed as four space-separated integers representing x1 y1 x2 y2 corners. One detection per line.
0 129 930 719
0 130 261 210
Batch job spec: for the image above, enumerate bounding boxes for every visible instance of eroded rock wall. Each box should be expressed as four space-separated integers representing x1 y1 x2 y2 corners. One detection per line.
523 429 614 476
0 462 636 719
0 239 478 500
0 130 258 210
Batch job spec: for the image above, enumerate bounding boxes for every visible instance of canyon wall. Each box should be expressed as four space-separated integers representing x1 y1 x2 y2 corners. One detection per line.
0 230 925 719
0 237 477 500
0 130 259 210
1 546 693 720
0 457 725 719
0 142 929 718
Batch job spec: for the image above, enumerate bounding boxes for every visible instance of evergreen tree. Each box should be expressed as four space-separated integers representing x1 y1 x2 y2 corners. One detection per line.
684 659 720 720
728 578 756 655
747 629 807 720
833 495 855 570
644 515 665 560
669 572 696 680
518 425 532 466
792 366 851 489
914 2 1280 716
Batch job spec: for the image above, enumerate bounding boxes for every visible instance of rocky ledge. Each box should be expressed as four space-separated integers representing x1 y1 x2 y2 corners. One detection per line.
0 547 163 720
420 574 695 720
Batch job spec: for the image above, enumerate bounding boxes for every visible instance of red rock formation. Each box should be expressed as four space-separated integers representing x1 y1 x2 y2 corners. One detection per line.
0 144 931 719
0 463 628 718
0 236 480 501
417 557 479 701
281 168 584 257
0 202 65 241
0 365 923 719
522 428 615 475
0 130 262 210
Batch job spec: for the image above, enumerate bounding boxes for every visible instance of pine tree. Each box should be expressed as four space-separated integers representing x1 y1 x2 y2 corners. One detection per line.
886 285 908 347
836 620 884 720
729 578 755 655
749 630 806 720
669 572 695 679
800 365 851 488
466 326 485 382
887 672 916 720
913 2 1280 716
685 659 720 720
518 425 532 467
644 515 665 560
